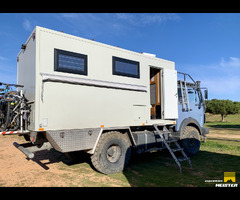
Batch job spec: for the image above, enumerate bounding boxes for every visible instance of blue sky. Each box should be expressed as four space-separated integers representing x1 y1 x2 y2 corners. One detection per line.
0 13 240 101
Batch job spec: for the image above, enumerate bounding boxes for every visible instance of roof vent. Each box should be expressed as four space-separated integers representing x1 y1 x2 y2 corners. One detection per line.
142 52 156 57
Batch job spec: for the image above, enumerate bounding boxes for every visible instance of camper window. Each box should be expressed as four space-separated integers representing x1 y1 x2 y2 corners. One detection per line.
54 49 87 75
112 56 140 78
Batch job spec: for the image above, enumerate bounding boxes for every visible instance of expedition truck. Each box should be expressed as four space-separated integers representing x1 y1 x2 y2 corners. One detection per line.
1 26 209 174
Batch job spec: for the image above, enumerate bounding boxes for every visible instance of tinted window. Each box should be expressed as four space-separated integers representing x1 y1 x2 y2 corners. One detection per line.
54 49 87 75
112 56 140 78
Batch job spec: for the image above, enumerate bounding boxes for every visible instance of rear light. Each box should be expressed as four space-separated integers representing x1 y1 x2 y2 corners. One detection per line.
30 136 35 142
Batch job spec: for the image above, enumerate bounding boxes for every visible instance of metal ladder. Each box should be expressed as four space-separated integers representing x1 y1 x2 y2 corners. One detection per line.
153 124 192 173
179 80 190 111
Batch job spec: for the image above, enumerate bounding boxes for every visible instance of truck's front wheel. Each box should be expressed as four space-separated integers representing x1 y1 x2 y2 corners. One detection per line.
180 126 200 157
91 131 131 174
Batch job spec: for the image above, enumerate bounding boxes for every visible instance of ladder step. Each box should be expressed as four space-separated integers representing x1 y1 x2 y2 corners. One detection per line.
166 139 178 143
172 147 183 152
145 147 164 153
178 157 190 162
155 131 171 135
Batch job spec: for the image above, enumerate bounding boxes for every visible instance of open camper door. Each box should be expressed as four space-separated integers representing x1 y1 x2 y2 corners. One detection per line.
163 69 178 119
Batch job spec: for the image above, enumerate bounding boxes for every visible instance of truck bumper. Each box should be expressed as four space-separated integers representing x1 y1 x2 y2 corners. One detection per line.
201 127 209 137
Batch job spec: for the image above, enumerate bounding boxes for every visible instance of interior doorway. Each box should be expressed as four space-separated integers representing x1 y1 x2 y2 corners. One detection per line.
150 67 162 119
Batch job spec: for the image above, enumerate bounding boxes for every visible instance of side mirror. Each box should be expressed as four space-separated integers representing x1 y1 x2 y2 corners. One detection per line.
204 90 208 99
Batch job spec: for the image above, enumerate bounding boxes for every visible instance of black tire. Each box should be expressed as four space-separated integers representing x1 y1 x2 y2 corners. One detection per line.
180 126 200 157
91 131 131 174
0 105 5 132
4 102 20 131
3 101 11 131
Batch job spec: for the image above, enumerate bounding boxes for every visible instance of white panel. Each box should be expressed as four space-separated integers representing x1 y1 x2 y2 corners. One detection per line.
133 105 146 122
163 69 178 119
17 26 177 131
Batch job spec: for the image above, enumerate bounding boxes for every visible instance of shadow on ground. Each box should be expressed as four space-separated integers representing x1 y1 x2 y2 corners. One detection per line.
30 149 92 170
123 149 240 187
207 124 240 129
30 147 240 187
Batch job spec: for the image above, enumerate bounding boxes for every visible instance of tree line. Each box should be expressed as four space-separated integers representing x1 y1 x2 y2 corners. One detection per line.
205 99 240 122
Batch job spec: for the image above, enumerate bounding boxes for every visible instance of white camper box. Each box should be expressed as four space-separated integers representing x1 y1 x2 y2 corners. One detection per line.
17 26 178 132
15 26 190 174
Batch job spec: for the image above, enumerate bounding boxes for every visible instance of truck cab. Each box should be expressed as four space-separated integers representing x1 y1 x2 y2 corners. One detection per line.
174 72 209 156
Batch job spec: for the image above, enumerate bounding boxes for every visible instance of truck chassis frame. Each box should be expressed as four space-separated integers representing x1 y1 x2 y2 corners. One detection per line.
10 123 199 174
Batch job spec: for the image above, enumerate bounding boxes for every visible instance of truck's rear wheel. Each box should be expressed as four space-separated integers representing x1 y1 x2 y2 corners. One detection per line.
180 126 200 157
91 131 131 174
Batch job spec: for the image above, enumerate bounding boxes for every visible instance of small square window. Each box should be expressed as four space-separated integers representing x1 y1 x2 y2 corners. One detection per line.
112 56 140 78
54 49 87 75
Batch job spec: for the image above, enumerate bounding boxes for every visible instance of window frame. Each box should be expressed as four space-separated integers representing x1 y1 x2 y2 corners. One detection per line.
112 56 140 79
54 48 88 76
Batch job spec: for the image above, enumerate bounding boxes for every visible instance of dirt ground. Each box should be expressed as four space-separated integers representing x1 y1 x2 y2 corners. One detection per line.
0 135 72 187
0 135 128 187
207 128 240 140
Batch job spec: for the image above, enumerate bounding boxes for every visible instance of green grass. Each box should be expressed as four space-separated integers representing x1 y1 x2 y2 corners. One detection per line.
201 140 240 154
205 114 240 128
206 113 240 123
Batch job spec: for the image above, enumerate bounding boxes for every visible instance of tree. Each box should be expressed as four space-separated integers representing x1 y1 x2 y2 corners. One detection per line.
205 99 240 122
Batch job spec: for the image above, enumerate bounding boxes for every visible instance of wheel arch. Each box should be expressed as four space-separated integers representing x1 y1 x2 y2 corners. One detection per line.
89 127 136 154
179 117 202 139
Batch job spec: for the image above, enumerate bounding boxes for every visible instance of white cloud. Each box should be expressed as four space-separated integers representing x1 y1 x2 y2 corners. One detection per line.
116 13 181 26
23 19 32 31
58 13 181 38
179 56 240 100
60 13 102 23
220 57 240 68
201 76 240 96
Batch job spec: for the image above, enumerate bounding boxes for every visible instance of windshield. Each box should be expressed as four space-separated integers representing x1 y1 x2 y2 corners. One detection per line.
178 87 205 110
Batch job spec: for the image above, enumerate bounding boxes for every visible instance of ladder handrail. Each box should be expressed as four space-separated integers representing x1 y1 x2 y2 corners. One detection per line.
179 80 190 111
184 81 190 111
180 81 186 110
177 72 196 84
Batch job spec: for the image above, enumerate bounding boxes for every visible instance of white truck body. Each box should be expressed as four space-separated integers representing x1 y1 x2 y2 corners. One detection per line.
17 26 178 132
